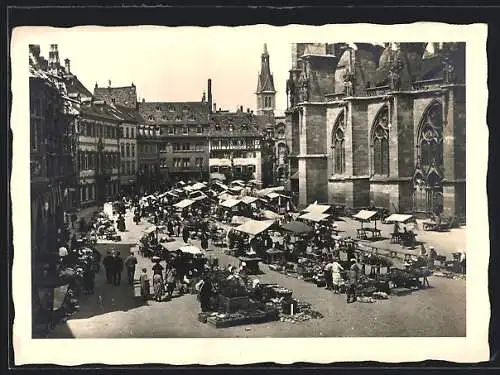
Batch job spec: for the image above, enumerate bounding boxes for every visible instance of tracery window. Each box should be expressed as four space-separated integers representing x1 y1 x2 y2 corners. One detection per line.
372 106 389 176
418 101 443 169
331 112 346 174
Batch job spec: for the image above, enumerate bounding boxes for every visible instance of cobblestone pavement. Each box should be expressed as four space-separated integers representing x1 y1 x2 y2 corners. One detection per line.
48 210 466 338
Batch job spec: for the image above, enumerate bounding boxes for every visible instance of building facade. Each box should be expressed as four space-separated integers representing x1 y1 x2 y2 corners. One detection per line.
29 44 76 327
285 42 466 218
94 84 141 194
209 109 263 182
138 96 211 185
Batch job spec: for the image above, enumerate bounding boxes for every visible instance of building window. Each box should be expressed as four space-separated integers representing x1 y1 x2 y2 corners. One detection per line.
125 127 129 138
126 143 130 157
131 128 134 138
183 127 188 135
120 144 125 157
182 158 190 168
247 165 255 173
197 127 202 134
131 162 135 175
173 158 181 168
182 143 190 151
168 127 174 134
372 106 390 176
332 112 346 174
195 158 203 168
131 144 135 157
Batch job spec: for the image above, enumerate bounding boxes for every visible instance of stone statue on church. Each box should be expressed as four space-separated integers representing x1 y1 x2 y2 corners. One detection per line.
442 57 455 84
389 58 404 91
343 71 355 96
286 74 296 108
298 75 309 103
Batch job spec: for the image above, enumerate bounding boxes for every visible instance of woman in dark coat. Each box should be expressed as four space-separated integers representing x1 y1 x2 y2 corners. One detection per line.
198 277 213 312
200 233 209 251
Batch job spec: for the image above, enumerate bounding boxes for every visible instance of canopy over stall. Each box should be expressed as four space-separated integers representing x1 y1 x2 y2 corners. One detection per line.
144 226 157 235
189 191 208 201
302 203 331 214
229 186 244 193
255 186 285 197
179 245 203 255
384 214 415 224
299 212 330 222
162 240 186 252
231 216 252 226
230 180 246 188
220 199 242 208
280 220 312 235
235 219 276 236
191 182 207 191
240 196 258 205
353 210 379 228
210 172 226 181
173 199 195 209
262 210 282 220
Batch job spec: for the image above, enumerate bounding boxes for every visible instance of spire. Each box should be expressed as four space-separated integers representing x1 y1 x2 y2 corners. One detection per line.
256 43 276 93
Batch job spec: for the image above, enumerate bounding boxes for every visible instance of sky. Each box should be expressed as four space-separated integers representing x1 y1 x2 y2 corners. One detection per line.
26 26 292 115
20 25 462 117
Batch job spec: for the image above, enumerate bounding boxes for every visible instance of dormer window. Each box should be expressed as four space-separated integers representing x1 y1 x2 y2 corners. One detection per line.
228 124 234 132
168 105 175 113
148 115 153 121
162 115 166 121
156 106 160 111
175 116 182 122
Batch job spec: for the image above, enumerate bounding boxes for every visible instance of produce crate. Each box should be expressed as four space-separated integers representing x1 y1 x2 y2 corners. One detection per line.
390 287 414 296
206 310 279 328
198 313 209 323
218 295 250 313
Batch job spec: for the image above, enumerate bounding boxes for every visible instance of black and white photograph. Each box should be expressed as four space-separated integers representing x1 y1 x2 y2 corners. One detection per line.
11 23 488 365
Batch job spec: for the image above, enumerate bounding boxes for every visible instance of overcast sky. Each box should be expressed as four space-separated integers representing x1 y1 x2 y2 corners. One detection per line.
26 26 293 115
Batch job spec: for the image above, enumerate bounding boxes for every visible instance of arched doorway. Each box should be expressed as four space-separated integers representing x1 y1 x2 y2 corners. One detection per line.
412 100 444 214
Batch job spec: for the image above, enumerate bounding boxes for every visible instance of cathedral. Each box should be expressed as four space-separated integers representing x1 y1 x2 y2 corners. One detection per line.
285 43 466 218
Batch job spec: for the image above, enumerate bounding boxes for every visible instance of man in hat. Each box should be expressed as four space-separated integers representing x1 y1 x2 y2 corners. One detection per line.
125 251 138 285
346 258 360 303
113 251 124 286
102 251 114 284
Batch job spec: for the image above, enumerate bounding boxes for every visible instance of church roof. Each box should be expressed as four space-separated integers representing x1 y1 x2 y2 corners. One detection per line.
256 43 276 93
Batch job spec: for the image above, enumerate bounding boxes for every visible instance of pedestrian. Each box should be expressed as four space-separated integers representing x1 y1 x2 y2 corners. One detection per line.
176 222 182 237
125 251 138 285
346 258 360 304
201 232 209 251
331 257 344 294
182 226 190 243
165 267 177 298
152 273 164 302
197 277 213 312
139 268 149 301
102 251 114 284
83 264 96 295
323 261 333 290
113 251 124 286
71 212 78 230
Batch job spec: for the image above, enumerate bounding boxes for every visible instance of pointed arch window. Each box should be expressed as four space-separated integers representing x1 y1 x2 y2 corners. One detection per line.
418 101 443 170
331 111 346 174
372 106 390 176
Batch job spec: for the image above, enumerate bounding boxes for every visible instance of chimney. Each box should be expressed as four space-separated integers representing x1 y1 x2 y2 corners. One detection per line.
240 105 243 112
29 44 41 57
95 82 98 88
142 98 145 103
207 79 213 113
213 102 217 112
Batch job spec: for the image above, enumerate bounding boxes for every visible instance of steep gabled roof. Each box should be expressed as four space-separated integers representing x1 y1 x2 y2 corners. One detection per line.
94 85 138 109
138 101 210 124
210 112 262 138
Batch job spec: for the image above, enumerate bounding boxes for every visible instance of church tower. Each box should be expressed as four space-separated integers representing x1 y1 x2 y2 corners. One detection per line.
256 43 276 117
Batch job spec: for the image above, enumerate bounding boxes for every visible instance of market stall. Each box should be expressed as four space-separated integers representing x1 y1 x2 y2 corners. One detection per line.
173 198 195 211
298 212 330 223
353 210 381 240
384 213 417 246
